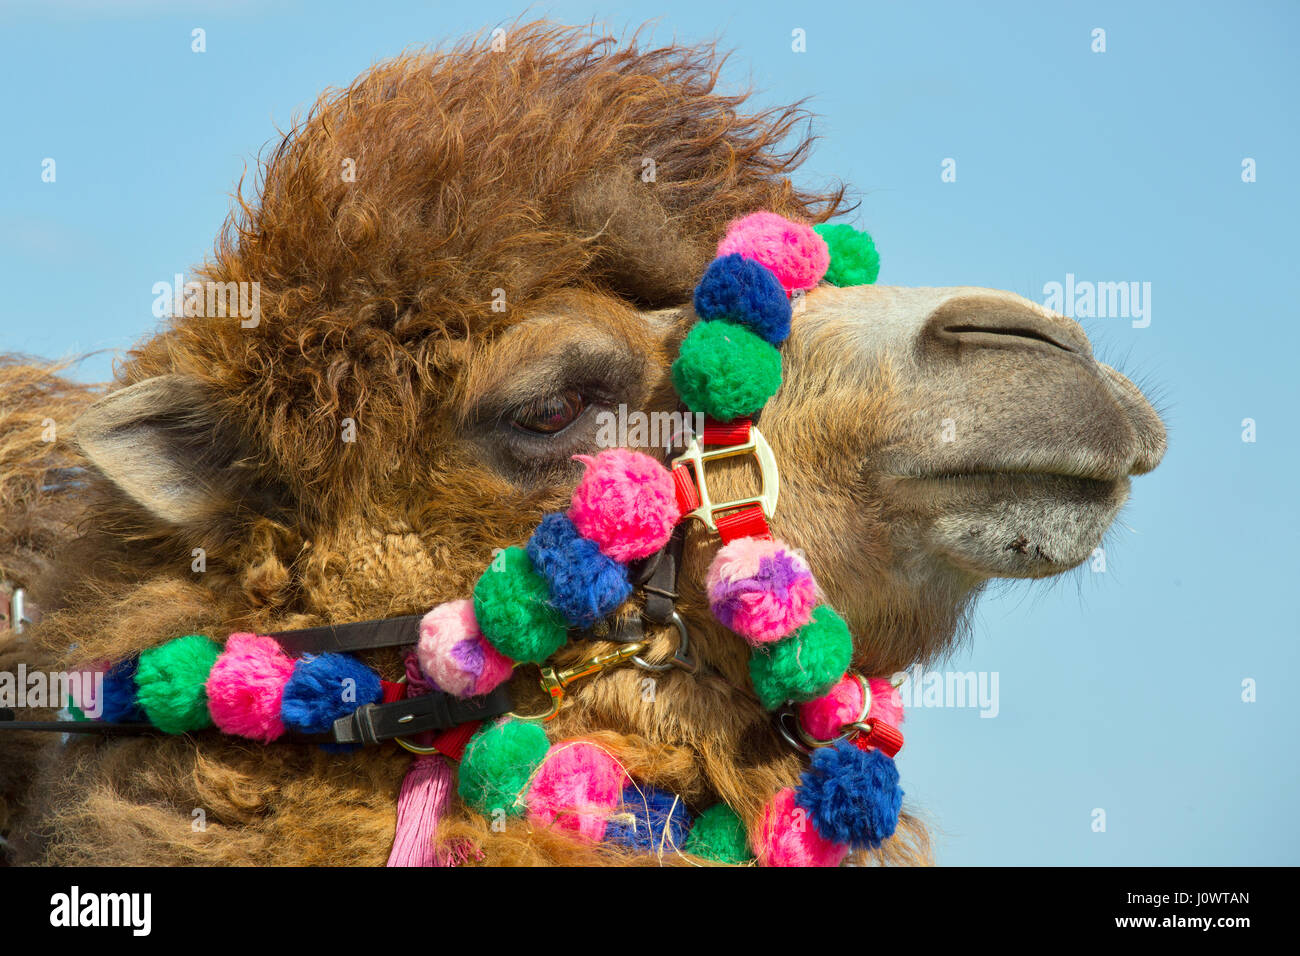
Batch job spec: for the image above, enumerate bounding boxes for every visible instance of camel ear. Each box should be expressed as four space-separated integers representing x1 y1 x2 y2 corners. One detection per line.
74 375 251 526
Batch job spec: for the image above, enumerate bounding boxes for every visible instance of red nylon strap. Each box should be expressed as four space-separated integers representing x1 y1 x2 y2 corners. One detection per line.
431 720 481 761
855 720 904 758
702 417 752 446
672 464 701 514
715 504 771 544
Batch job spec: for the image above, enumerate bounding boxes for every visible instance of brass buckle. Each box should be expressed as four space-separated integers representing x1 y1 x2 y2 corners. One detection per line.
670 426 779 532
506 642 647 722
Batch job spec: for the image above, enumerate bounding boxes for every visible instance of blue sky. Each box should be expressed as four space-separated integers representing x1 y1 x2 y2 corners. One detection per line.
2 0 1297 864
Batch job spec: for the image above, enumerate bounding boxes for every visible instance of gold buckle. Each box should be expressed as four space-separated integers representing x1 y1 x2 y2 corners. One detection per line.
671 425 779 532
506 642 647 722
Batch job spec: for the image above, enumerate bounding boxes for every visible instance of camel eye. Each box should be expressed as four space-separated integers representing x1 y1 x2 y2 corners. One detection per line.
511 389 586 434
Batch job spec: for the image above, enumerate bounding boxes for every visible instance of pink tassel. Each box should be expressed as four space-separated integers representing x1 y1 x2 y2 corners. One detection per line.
386 754 455 867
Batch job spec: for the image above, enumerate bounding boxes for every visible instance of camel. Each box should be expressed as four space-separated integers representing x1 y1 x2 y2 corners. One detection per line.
0 22 1164 866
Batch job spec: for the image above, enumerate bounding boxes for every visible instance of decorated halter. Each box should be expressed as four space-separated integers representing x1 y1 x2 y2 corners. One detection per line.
17 213 899 867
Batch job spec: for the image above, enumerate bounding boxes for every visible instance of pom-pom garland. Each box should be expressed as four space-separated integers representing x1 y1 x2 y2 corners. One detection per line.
527 512 634 628
707 537 818 645
525 740 627 843
814 222 881 287
458 718 550 817
569 449 680 562
100 657 146 723
682 804 753 864
749 605 854 710
280 652 383 735
671 320 783 422
205 633 295 742
795 741 903 850
717 211 830 293
693 253 793 344
80 210 894 867
473 545 568 664
134 634 223 734
797 673 867 743
753 786 848 867
416 599 514 698
604 784 692 853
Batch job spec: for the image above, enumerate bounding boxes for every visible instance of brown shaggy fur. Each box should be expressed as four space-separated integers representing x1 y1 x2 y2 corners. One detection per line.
0 358 98 845
1 22 948 866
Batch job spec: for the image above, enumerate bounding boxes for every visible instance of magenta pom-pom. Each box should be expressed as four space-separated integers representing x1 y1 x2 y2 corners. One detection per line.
706 537 818 645
716 212 830 294
568 449 680 563
753 786 848 867
417 599 514 698
526 740 627 843
205 633 295 743
797 674 864 743
865 677 905 731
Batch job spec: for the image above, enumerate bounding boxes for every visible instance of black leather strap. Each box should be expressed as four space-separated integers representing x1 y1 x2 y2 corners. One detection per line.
0 710 162 736
0 684 515 746
640 527 685 625
328 684 514 745
268 614 423 656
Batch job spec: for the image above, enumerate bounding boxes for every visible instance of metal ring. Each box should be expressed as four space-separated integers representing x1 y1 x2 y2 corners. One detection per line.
633 611 695 672
776 710 812 754
793 673 873 749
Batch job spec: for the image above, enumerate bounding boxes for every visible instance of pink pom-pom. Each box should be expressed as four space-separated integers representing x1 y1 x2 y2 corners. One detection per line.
526 740 627 843
205 633 295 743
568 449 679 563
797 674 864 742
717 212 830 294
417 600 514 698
753 787 847 867
866 677 905 729
706 537 818 645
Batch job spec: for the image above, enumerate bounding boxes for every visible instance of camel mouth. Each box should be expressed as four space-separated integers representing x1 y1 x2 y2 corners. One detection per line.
896 471 1130 578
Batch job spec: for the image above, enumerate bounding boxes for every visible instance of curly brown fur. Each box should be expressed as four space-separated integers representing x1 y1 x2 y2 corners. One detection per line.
0 357 98 850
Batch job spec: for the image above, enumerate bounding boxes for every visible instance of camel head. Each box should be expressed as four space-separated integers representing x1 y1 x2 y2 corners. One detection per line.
15 23 1164 865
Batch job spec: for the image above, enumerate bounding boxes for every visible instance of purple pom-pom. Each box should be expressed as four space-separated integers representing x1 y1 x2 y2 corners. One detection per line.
794 740 903 850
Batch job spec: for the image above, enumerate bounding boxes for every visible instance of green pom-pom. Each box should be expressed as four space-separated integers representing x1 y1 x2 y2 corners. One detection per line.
457 718 550 817
134 634 222 734
684 804 753 864
671 320 782 421
473 545 567 664
814 223 880 287
749 605 853 710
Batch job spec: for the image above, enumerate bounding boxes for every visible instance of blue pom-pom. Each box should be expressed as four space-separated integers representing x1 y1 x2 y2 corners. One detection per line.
794 741 903 850
100 658 146 723
693 254 792 344
280 653 382 735
527 512 633 628
605 784 692 852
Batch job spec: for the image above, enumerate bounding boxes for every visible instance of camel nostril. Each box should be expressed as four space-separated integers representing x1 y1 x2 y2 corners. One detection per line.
920 295 1092 358
942 323 1077 355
